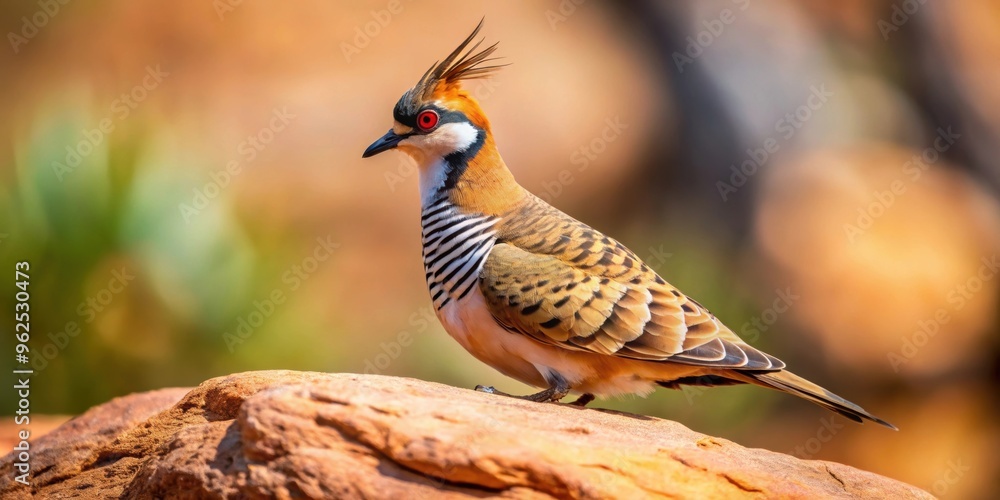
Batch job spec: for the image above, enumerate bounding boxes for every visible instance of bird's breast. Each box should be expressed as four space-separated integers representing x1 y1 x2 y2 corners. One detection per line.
420 197 498 311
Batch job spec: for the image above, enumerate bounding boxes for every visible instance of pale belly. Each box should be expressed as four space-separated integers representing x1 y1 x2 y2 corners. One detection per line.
436 286 699 397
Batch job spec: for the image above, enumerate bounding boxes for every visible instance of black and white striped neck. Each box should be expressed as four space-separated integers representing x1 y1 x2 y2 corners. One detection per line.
420 196 498 311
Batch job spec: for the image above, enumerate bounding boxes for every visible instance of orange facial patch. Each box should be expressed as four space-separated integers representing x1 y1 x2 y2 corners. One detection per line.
431 85 492 133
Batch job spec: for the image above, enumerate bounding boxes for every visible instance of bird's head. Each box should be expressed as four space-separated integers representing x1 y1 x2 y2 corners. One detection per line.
363 20 514 204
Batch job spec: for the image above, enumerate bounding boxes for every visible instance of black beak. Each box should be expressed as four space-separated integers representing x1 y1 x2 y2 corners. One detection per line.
362 129 409 158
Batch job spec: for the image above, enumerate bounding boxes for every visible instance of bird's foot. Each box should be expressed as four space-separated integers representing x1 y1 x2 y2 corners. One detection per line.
475 385 511 396
569 393 595 407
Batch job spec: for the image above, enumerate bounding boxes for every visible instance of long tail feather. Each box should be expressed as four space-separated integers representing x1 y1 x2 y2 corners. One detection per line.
736 370 897 430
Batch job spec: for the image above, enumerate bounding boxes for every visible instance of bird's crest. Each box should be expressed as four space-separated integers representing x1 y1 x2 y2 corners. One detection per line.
395 19 506 124
415 19 505 99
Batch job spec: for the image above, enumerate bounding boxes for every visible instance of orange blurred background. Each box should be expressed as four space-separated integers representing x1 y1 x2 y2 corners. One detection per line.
1 1 998 497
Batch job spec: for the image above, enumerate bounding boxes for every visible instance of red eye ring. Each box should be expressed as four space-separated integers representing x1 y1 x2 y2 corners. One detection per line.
416 110 439 131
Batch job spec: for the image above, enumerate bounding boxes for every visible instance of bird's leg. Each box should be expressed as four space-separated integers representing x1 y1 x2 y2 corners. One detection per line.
569 393 595 407
522 384 571 403
475 379 571 403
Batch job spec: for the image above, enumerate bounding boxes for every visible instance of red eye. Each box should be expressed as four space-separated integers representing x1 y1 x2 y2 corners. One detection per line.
417 110 439 131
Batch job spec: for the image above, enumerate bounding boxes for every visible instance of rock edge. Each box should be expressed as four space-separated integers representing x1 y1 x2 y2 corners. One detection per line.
0 371 931 499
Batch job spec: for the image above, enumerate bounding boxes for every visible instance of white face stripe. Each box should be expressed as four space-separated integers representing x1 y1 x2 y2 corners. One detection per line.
400 121 478 159
398 121 480 207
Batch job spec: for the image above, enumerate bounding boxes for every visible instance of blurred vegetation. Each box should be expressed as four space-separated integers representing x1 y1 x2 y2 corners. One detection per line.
1 108 352 412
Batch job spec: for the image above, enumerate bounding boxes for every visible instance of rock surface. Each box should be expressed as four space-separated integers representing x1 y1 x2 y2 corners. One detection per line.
0 371 931 499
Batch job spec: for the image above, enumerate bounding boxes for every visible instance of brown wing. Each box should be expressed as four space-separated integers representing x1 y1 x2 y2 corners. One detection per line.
480 217 784 371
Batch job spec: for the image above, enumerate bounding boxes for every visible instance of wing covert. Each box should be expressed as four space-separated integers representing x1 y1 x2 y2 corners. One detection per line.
478 242 784 371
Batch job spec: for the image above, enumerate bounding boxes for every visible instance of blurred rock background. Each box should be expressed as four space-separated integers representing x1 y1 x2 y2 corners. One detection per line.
0 1 996 497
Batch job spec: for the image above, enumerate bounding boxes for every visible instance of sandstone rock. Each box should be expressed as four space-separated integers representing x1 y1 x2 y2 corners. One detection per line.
0 387 189 499
0 371 931 499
